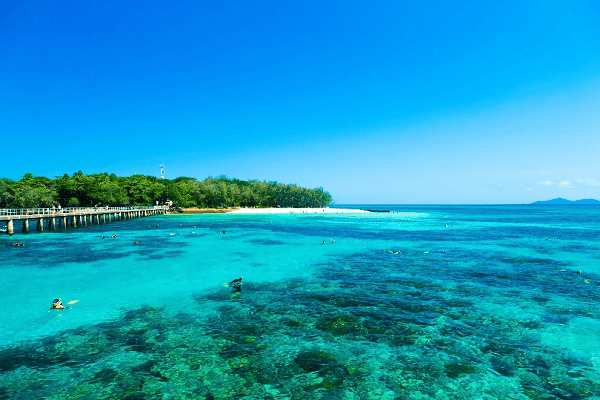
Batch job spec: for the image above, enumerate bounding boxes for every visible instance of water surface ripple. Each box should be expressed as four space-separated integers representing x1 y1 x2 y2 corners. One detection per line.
1 205 599 399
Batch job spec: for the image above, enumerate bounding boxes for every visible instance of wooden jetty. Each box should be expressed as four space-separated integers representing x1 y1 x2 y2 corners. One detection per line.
0 206 168 235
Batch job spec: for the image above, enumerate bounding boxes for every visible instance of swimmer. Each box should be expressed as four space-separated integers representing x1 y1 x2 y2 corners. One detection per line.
50 298 66 310
322 241 326 244
224 276 243 287
231 282 242 293
331 238 335 243
135 241 140 244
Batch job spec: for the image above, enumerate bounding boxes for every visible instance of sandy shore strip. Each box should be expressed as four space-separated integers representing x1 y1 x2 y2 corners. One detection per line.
229 207 369 214
168 207 369 214
167 208 239 214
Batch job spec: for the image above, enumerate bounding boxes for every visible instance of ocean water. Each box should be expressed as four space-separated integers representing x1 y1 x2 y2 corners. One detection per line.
1 205 599 399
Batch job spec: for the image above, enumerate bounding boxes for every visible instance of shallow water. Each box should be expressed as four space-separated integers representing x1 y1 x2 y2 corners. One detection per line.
1 205 599 399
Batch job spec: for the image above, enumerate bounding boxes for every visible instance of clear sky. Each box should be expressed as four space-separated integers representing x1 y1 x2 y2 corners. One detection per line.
1 0 599 204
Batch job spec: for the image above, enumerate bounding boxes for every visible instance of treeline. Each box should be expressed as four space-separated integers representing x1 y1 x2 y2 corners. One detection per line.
0 172 333 209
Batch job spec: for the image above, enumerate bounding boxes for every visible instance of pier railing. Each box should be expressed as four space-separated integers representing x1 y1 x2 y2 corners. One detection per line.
0 206 168 216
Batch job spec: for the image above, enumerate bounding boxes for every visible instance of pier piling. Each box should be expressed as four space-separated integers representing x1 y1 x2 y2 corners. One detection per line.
2 206 168 235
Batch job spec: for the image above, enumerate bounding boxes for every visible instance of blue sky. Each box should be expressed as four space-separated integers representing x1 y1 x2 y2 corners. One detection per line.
1 0 599 204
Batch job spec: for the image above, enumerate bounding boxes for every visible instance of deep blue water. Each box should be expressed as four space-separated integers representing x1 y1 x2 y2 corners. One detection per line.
1 205 599 399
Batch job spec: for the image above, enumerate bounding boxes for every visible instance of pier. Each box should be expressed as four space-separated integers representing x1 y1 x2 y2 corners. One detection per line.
0 206 168 235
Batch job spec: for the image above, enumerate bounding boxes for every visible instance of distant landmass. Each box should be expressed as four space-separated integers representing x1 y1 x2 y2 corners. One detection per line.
532 198 600 205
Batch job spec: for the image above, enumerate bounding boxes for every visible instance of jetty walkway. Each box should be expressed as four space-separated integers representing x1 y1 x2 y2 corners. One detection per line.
0 206 168 235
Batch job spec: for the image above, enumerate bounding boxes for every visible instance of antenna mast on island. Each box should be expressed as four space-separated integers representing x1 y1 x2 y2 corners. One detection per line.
159 163 165 179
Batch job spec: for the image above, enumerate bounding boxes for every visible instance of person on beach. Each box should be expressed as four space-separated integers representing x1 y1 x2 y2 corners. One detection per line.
51 299 66 309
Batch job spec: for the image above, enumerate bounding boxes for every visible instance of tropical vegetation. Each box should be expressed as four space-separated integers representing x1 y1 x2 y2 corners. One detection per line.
0 172 333 209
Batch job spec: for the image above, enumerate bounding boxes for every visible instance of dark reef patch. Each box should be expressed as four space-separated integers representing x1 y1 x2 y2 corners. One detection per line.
245 238 287 246
2 234 600 398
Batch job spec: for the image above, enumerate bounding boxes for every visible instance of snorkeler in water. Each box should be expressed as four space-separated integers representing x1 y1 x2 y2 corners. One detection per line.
51 298 66 309
224 276 243 292
229 276 243 285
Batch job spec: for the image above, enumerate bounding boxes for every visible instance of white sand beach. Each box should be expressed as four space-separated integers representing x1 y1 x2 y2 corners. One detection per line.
228 207 369 214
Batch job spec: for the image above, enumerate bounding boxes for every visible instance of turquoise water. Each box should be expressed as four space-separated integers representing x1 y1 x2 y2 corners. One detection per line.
1 205 599 399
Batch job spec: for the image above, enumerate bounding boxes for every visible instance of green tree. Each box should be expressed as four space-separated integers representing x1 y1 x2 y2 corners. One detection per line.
0 178 14 208
167 178 201 207
10 185 57 208
125 175 166 206
0 171 332 209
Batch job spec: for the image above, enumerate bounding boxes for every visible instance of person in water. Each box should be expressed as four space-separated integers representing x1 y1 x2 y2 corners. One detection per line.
232 281 242 293
51 298 66 309
225 276 243 293
230 276 243 284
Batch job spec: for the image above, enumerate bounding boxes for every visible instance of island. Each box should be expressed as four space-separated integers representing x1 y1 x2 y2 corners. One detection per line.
0 172 333 209
531 198 600 205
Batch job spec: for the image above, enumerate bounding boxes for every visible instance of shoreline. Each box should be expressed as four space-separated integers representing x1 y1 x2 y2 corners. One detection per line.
166 208 238 214
167 207 369 215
